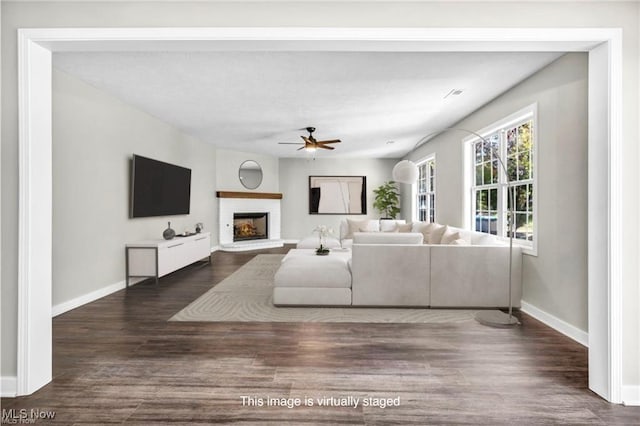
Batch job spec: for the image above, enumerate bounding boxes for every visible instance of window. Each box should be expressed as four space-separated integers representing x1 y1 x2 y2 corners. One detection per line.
415 156 436 222
467 105 536 251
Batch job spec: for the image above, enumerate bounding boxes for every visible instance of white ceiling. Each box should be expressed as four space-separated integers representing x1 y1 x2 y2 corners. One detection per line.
53 51 562 158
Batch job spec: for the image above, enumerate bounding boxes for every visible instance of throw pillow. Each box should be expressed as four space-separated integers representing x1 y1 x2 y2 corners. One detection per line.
345 218 368 239
440 226 461 244
397 223 413 233
451 238 470 246
412 222 435 242
379 219 405 232
427 223 447 244
346 218 378 239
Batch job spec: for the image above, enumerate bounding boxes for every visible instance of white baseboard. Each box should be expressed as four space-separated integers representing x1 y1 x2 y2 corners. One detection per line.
52 280 129 317
622 385 640 406
283 239 299 244
520 301 588 347
211 245 220 252
1 376 17 397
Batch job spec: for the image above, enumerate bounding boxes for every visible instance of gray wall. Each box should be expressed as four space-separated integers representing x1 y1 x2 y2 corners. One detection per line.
1 1 638 387
216 149 279 193
403 53 589 331
279 158 398 240
52 69 217 307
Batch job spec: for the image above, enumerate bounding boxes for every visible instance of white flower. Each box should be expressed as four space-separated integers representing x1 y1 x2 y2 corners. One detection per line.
313 225 334 237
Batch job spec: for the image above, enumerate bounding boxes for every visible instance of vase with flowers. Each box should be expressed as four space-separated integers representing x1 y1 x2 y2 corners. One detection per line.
313 225 333 255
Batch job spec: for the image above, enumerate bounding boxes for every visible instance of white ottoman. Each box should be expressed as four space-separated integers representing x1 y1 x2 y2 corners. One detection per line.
273 252 352 306
296 235 342 249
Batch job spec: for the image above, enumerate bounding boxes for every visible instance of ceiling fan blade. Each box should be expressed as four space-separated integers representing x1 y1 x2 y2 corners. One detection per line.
297 146 306 151
278 142 304 145
301 136 311 143
316 139 341 144
318 145 335 150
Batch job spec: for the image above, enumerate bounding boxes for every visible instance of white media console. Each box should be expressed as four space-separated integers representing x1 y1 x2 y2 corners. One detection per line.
125 232 211 286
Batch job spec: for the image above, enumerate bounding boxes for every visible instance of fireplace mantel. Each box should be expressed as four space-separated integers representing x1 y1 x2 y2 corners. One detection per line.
216 191 282 200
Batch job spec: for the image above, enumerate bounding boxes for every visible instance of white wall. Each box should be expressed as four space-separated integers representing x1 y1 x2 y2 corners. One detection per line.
216 149 279 193
1 0 638 390
52 68 217 307
279 158 398 240
403 53 589 330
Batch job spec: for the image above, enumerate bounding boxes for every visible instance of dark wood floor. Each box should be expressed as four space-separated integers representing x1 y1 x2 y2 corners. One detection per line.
3 245 639 425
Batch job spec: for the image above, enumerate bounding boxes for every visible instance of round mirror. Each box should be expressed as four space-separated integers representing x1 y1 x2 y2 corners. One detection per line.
238 160 263 189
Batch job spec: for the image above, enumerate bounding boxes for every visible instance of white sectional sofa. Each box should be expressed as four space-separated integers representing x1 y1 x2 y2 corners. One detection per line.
273 219 522 308
347 219 522 308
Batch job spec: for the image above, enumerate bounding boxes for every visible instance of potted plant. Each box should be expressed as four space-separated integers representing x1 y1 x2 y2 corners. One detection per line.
313 225 333 255
373 181 401 219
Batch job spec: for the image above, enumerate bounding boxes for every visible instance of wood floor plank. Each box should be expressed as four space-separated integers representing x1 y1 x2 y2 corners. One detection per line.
2 245 639 424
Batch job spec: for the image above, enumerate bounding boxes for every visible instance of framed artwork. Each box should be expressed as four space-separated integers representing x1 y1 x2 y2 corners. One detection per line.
309 176 367 215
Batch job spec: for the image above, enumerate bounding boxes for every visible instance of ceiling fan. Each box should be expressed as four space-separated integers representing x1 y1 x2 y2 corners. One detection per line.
278 127 341 151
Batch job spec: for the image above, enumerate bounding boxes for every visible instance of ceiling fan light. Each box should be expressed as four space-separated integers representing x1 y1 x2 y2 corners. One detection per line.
392 160 419 184
305 146 317 152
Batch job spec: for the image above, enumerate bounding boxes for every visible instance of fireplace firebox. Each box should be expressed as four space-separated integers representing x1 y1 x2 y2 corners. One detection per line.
233 212 268 242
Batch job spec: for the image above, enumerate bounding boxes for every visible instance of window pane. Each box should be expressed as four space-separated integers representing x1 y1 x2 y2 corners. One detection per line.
483 162 492 184
489 211 498 235
515 184 528 212
491 160 499 184
515 213 528 239
477 190 488 211
475 165 483 186
489 133 500 160
518 151 530 180
507 186 515 210
507 154 518 182
489 188 497 211
507 128 517 155
518 122 531 152
475 142 483 164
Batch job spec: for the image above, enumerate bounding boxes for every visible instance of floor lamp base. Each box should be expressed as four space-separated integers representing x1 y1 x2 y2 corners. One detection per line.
475 310 520 327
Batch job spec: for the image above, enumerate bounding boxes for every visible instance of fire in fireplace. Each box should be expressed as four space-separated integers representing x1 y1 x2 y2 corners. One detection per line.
233 212 268 242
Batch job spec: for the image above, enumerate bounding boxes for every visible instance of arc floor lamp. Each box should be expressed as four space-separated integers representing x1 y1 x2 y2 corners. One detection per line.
393 128 520 327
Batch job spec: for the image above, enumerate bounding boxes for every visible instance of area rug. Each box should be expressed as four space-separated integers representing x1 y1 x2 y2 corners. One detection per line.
170 254 490 323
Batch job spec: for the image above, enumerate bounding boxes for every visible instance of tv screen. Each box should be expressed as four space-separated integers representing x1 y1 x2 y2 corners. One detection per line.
130 155 191 218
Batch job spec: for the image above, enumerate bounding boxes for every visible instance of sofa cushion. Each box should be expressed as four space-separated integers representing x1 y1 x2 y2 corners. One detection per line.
344 218 379 239
440 226 462 244
397 223 413 232
427 223 447 244
412 222 435 242
274 256 351 289
353 232 423 245
380 219 406 232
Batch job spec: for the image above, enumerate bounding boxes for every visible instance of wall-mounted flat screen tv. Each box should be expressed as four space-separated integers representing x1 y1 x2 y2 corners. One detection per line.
130 154 191 218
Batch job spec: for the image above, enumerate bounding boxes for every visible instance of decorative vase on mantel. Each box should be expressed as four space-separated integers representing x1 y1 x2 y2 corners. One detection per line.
163 222 176 240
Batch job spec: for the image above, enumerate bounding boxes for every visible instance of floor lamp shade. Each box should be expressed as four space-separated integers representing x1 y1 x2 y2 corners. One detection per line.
392 160 419 184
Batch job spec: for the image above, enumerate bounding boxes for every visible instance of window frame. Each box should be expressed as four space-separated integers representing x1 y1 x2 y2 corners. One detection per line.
462 103 538 256
412 154 436 223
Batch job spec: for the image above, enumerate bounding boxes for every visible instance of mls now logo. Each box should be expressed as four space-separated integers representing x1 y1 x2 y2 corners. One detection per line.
1 408 56 424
